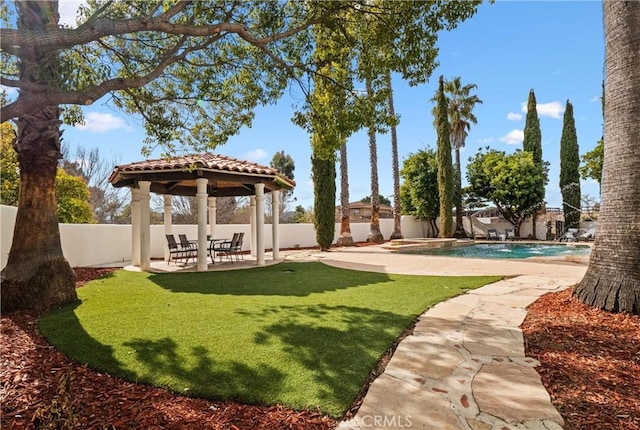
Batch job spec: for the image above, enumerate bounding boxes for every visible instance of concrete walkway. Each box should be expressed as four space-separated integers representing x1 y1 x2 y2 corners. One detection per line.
281 245 588 430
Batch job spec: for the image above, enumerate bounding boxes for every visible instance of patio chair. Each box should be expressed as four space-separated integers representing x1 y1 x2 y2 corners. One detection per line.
166 234 185 264
178 234 198 261
487 228 499 241
232 232 245 261
212 232 240 263
505 228 516 240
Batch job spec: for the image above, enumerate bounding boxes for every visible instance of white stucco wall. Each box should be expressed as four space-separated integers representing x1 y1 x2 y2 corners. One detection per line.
1 205 18 269
1 205 429 268
3 203 568 269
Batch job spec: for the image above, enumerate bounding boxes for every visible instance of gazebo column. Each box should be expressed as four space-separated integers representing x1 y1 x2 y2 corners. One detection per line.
250 196 257 257
196 178 208 271
131 188 140 267
139 181 151 271
208 197 216 239
163 195 172 261
272 190 280 260
255 183 265 266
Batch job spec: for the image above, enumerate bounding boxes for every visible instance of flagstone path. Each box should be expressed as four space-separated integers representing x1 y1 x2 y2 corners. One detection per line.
280 246 587 429
336 275 571 430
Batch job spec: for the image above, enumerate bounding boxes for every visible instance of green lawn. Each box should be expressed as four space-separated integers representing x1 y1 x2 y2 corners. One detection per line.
39 262 499 417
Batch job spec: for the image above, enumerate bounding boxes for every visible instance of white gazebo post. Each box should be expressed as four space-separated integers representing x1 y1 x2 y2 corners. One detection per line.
271 190 280 260
255 183 265 266
196 178 208 271
139 181 151 271
131 188 140 267
163 195 172 261
208 196 216 239
250 196 257 257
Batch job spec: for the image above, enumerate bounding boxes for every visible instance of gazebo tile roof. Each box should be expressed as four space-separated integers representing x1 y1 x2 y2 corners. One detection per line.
108 153 295 187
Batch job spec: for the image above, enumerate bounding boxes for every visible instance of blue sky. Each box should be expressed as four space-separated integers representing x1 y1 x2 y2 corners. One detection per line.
30 1 605 211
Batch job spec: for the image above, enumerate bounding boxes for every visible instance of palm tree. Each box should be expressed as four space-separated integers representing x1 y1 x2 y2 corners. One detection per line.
431 77 483 238
337 141 355 246
574 1 639 314
366 76 384 243
386 71 403 240
1 2 76 313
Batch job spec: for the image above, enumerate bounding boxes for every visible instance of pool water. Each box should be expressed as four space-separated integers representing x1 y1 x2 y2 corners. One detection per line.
408 243 591 259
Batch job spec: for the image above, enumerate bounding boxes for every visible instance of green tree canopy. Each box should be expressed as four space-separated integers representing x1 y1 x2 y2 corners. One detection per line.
270 150 296 215
400 148 440 237
467 149 545 236
435 76 454 237
522 88 546 238
360 195 391 206
559 100 581 229
580 139 603 190
523 90 543 165
0 122 19 206
291 205 314 224
55 169 95 224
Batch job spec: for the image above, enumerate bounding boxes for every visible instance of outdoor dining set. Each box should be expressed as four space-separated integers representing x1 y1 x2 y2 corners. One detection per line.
165 233 245 265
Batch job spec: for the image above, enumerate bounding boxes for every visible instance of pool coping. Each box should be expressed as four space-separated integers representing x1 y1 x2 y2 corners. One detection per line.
383 239 592 254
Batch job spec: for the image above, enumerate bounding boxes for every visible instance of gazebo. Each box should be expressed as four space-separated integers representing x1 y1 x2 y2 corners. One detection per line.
108 153 295 272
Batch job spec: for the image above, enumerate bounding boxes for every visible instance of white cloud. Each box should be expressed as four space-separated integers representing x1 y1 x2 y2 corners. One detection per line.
477 137 494 144
506 112 523 121
499 129 524 145
244 149 268 162
590 96 600 103
75 112 130 133
58 0 86 28
521 100 564 119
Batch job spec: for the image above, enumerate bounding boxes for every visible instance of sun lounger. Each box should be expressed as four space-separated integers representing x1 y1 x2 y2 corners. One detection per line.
559 228 578 242
578 227 596 241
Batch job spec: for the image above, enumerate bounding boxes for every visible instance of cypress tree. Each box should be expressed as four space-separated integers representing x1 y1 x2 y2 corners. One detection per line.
436 76 454 237
312 151 336 251
560 100 581 229
523 89 543 164
522 89 545 238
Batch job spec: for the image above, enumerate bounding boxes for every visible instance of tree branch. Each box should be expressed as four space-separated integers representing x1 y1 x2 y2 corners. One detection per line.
1 34 214 120
1 5 340 53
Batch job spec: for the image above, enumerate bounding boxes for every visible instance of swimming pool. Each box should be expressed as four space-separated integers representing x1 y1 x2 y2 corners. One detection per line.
405 243 592 259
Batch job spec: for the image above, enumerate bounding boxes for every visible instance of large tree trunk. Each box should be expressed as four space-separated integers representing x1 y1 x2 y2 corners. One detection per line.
453 147 467 238
337 143 354 246
1 1 76 314
386 72 403 240
574 1 640 314
366 78 384 244
366 123 384 243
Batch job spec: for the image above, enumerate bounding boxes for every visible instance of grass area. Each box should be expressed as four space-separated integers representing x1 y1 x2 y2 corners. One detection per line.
39 262 499 417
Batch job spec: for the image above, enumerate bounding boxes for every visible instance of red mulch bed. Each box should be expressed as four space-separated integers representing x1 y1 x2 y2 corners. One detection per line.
1 267 337 429
522 287 640 430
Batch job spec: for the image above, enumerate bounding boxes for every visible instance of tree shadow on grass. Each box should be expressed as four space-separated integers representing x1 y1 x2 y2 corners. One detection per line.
239 303 414 416
122 337 286 405
149 261 392 297
38 300 135 380
40 302 287 409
